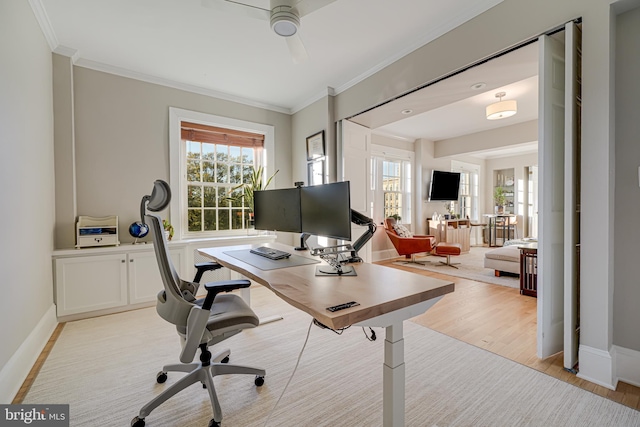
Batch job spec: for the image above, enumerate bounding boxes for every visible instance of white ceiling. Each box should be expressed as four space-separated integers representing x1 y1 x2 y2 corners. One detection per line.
352 41 540 142
34 0 538 159
36 0 504 113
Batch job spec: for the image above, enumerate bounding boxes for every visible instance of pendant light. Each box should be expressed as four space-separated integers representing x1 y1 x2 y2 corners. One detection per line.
486 92 517 120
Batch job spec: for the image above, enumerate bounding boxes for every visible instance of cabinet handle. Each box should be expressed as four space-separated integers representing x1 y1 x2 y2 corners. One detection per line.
130 259 133 262
121 260 125 263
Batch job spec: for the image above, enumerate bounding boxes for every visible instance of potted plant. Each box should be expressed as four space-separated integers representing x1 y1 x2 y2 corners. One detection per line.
227 166 279 227
494 187 507 213
162 219 174 241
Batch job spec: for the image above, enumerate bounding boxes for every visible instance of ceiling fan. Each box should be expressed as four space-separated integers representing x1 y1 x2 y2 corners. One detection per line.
202 0 337 63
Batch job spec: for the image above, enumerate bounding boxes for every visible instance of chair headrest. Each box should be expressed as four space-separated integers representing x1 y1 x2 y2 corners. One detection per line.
147 180 171 212
140 180 171 222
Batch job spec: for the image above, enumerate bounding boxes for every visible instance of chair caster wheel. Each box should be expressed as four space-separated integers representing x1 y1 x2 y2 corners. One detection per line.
131 416 145 427
254 375 265 386
208 419 221 427
221 356 229 363
156 371 167 383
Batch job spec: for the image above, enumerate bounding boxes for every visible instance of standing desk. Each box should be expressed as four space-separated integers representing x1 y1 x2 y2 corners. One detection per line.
198 243 454 427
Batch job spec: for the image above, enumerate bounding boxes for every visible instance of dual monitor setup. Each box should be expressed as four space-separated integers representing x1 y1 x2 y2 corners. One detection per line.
254 181 376 275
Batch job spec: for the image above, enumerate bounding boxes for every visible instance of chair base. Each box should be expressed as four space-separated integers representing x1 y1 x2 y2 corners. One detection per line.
137 348 265 424
435 255 460 269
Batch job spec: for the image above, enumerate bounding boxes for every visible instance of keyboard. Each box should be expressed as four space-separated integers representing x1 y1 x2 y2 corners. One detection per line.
250 246 291 260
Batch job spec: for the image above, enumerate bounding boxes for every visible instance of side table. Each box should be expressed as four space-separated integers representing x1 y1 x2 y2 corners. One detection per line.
518 243 537 297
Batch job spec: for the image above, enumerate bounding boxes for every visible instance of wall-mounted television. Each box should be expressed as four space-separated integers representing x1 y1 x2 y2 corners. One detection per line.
428 170 461 201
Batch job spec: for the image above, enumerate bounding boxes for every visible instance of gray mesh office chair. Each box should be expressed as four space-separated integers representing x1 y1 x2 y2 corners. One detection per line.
132 180 265 427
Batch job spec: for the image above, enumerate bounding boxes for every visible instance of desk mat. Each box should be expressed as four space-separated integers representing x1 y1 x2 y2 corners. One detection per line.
223 249 320 271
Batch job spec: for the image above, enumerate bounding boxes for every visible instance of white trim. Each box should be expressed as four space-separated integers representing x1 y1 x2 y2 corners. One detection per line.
0 305 58 403
28 0 58 51
77 59 291 114
53 45 81 63
372 249 401 263
577 344 616 390
613 345 640 388
168 107 275 241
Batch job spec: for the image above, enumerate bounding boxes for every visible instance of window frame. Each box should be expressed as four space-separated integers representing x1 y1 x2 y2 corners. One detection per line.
371 144 414 227
451 160 480 221
169 107 275 240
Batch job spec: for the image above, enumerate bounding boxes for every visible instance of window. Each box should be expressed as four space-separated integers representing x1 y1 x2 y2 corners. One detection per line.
451 160 479 220
169 108 275 239
372 146 413 225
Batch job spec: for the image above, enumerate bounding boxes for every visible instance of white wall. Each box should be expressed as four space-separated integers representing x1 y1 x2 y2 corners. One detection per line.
0 1 57 401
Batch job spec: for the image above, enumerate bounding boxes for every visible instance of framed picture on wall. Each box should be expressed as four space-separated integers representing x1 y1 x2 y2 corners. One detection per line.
306 130 325 160
307 159 325 186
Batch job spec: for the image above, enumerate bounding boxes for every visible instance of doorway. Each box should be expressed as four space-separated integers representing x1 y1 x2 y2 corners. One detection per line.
341 22 581 371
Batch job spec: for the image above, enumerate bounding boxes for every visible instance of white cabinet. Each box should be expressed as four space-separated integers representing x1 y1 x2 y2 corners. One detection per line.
128 249 183 305
55 253 128 317
54 244 185 320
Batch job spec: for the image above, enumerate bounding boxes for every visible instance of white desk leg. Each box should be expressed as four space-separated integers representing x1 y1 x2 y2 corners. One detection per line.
232 271 283 325
383 322 405 427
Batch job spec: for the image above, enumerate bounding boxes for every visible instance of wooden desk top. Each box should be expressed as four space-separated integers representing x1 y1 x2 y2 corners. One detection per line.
198 243 454 330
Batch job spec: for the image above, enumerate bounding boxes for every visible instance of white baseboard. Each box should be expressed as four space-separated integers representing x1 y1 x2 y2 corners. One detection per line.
577 344 617 390
0 304 58 403
613 345 640 388
372 249 399 263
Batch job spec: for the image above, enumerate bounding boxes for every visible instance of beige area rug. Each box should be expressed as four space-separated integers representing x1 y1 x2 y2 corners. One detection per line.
25 286 639 427
395 247 520 288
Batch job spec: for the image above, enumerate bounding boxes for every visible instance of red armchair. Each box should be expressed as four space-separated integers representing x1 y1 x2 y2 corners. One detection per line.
384 217 436 262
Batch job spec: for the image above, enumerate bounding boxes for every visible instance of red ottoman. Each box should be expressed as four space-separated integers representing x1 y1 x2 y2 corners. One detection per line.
434 242 462 269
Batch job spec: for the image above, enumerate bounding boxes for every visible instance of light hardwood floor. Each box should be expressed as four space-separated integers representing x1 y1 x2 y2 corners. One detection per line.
378 257 640 411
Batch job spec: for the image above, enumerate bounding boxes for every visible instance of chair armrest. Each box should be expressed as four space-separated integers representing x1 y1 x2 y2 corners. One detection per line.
201 279 251 310
193 261 223 283
413 234 435 239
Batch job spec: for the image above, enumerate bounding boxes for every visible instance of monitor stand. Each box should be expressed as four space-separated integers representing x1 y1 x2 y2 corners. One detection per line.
316 265 356 276
294 233 310 251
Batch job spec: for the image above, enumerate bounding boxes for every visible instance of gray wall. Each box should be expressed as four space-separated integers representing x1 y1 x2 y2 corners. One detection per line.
613 5 640 351
55 66 292 247
0 0 55 383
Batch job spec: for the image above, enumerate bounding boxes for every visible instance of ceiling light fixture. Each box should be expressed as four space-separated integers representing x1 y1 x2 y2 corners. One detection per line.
471 82 486 90
271 6 300 37
401 109 413 115
486 92 517 120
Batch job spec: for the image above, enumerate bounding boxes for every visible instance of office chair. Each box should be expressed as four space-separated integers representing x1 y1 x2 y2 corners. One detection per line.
132 180 265 427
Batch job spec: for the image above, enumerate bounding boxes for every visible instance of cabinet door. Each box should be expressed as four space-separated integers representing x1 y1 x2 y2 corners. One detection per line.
128 249 183 304
55 254 128 316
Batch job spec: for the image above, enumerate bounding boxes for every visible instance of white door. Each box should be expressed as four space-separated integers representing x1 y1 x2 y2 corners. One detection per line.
563 22 581 371
537 32 566 358
339 119 372 261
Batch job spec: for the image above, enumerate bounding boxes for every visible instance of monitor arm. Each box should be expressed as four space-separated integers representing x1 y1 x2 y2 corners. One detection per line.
346 209 377 263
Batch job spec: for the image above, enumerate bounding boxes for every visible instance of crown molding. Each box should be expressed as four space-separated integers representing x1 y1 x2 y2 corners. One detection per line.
290 86 336 114
53 45 80 63
74 58 292 115
28 0 58 51
371 128 416 143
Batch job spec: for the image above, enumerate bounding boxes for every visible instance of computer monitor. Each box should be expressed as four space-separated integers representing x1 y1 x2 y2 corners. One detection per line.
300 182 352 241
254 188 302 233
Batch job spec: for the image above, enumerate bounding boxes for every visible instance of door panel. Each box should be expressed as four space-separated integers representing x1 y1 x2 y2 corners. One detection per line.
538 32 566 359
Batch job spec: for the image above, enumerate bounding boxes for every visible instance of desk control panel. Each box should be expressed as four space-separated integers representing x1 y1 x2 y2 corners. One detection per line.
250 246 291 260
326 301 360 312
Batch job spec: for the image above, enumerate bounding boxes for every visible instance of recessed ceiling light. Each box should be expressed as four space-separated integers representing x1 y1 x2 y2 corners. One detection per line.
401 109 413 115
471 82 486 90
